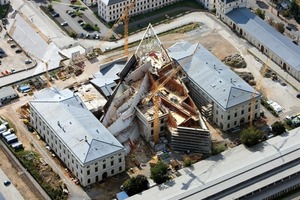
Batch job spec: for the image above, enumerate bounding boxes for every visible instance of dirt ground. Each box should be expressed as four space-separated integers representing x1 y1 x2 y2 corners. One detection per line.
0 148 39 200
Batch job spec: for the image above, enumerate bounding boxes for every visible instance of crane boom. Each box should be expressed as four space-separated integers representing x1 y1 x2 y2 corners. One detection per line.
95 0 135 56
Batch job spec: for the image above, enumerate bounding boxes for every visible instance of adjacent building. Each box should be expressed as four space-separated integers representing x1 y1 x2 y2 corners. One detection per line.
129 127 300 200
216 1 300 81
29 88 125 187
0 86 18 106
97 0 181 22
168 41 261 131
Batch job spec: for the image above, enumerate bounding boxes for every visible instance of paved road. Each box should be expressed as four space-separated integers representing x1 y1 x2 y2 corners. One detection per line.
0 165 24 200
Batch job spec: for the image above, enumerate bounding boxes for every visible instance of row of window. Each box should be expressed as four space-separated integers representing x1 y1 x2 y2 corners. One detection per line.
85 166 123 184
216 104 258 120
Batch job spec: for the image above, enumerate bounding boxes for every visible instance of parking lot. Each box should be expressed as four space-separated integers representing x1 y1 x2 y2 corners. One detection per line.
0 35 35 76
50 0 104 39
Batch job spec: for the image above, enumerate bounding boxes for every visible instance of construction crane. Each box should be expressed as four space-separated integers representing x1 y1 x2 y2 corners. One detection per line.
146 50 197 144
249 59 269 127
95 0 135 56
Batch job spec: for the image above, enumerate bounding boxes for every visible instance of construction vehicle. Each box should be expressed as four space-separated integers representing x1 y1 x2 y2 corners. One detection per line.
95 0 136 56
249 59 269 127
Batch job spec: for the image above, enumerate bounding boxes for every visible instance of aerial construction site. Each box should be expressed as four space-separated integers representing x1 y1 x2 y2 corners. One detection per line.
100 25 211 155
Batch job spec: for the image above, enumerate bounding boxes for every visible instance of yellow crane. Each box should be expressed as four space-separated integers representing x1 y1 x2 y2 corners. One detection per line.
146 50 197 144
95 0 135 56
249 59 269 127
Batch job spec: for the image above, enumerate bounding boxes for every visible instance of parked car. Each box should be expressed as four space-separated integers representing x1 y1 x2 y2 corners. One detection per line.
3 180 11 186
297 94 300 99
85 34 90 38
70 14 76 18
10 44 17 48
25 59 32 64
67 10 74 15
70 0 77 3
93 34 100 39
15 49 22 53
286 26 292 31
77 19 83 23
61 21 68 26
80 22 85 26
51 12 60 18
79 33 84 38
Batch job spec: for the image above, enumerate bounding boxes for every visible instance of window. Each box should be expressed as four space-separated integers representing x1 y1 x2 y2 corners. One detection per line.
103 164 106 169
241 110 244 115
227 124 230 128
227 115 230 120
216 110 218 115
111 161 114 166
87 179 90 184
255 105 258 109
151 122 154 127
119 158 122 163
151 130 154 135
161 119 164 123
234 112 237 117
234 121 237 125
221 115 223 119
95 167 98 172
111 169 114 175
87 170 90 175
119 166 122 171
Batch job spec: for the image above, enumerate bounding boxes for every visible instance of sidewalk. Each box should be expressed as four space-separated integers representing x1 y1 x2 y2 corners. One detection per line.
248 47 300 92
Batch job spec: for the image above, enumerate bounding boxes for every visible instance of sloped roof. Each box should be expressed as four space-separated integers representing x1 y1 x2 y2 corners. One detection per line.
168 41 260 110
101 0 124 6
0 86 17 99
30 92 124 165
226 8 300 71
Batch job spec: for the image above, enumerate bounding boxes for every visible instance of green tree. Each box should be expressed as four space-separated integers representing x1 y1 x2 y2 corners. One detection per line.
211 143 227 155
123 174 149 196
183 157 193 167
290 0 299 16
240 127 263 147
271 121 286 135
275 22 285 34
255 8 266 20
150 161 169 184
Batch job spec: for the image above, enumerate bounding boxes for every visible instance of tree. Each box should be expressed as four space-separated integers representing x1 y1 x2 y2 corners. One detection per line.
255 8 266 20
183 157 193 167
271 121 286 135
240 127 263 147
290 0 299 16
123 175 149 196
150 161 169 184
275 22 285 34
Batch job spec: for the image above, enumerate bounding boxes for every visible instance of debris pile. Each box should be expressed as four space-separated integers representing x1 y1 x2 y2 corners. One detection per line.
223 54 247 68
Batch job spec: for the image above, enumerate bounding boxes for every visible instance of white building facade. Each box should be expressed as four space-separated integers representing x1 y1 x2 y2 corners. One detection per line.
216 1 300 82
168 42 261 131
30 88 125 187
98 0 181 22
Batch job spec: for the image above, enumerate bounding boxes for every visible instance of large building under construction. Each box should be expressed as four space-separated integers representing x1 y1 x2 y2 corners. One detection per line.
99 25 211 154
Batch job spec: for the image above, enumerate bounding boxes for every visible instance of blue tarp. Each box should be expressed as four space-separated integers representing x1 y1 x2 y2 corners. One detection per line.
116 191 129 200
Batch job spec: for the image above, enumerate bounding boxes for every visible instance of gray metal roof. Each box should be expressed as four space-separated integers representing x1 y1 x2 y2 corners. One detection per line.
129 127 300 200
226 8 300 71
30 93 124 165
0 86 17 99
91 62 124 97
168 41 260 110
101 0 125 6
